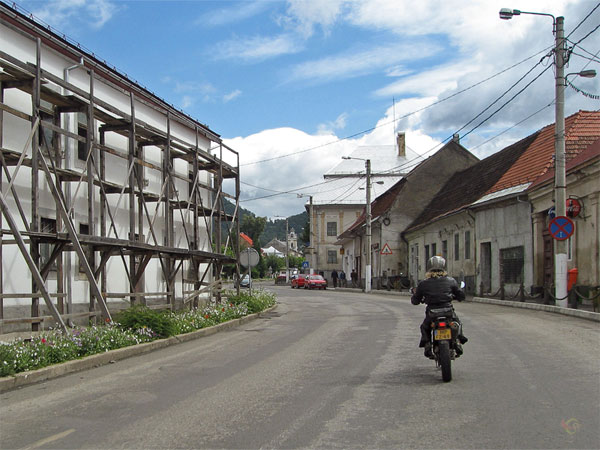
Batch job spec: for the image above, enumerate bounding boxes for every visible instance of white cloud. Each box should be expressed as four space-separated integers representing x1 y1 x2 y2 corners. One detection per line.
29 0 118 30
317 112 348 135
198 1 268 27
181 96 194 109
286 41 441 84
374 61 480 98
223 90 242 103
282 0 348 37
213 34 303 62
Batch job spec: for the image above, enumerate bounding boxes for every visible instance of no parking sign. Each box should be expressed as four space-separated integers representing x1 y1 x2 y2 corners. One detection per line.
548 216 575 241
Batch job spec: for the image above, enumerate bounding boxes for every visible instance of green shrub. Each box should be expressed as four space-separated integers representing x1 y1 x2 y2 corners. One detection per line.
114 306 177 338
1 290 277 377
228 288 276 313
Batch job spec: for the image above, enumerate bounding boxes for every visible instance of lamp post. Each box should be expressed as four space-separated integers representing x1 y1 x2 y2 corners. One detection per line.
342 156 372 292
500 8 596 307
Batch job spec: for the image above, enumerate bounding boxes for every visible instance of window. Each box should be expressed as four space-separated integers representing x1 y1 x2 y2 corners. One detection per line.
40 217 57 271
327 221 337 237
454 234 460 261
327 250 337 264
77 125 88 161
431 243 437 257
442 240 448 260
425 244 430 262
500 246 524 284
464 230 471 260
78 223 90 274
77 113 88 162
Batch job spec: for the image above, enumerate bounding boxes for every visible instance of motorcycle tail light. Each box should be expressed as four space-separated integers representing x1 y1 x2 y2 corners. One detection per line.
438 322 447 327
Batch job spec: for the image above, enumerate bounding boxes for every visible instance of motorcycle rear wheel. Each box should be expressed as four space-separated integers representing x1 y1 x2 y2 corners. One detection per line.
439 341 452 382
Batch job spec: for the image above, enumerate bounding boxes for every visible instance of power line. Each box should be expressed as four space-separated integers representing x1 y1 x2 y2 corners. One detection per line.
240 49 550 167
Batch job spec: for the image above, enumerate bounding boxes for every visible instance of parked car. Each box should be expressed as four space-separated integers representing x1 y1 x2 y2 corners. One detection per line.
239 274 252 288
291 274 308 289
304 274 327 290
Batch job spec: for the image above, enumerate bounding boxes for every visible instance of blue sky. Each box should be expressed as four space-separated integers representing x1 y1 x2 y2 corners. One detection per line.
15 0 600 217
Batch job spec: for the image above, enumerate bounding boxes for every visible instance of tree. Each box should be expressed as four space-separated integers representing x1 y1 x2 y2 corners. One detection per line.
240 215 267 248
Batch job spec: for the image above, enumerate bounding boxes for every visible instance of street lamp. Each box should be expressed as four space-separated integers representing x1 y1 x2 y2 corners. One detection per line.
500 8 597 307
342 156 372 292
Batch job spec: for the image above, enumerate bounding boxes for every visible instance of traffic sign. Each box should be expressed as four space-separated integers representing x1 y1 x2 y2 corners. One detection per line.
240 248 260 267
380 243 393 255
566 198 582 218
549 216 574 241
302 261 309 269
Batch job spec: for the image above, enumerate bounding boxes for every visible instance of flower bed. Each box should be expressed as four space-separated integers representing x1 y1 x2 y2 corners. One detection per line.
1 289 276 377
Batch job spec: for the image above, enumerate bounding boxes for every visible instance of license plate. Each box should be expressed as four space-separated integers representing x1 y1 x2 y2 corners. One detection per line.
434 329 451 340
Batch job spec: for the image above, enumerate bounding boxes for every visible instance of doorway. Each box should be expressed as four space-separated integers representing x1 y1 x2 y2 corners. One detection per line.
480 242 492 293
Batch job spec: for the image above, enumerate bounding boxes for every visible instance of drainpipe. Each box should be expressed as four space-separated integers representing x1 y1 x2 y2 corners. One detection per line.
63 57 85 315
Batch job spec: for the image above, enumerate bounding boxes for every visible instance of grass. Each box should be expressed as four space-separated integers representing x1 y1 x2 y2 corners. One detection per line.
0 289 276 377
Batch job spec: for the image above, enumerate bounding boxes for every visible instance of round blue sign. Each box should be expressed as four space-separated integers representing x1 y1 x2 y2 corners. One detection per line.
548 216 574 241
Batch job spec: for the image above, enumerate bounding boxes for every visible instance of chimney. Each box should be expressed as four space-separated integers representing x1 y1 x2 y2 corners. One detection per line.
452 133 460 143
397 132 406 157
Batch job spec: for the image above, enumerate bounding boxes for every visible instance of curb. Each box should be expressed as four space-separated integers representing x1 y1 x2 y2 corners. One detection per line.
0 305 278 394
468 296 600 322
332 288 600 321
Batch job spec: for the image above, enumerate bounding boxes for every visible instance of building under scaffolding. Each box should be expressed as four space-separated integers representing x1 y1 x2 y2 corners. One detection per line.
0 3 241 333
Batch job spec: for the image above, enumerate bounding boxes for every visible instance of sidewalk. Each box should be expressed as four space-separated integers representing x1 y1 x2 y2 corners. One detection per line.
330 286 600 322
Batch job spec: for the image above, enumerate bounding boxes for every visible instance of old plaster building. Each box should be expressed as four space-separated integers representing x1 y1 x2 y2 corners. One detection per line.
0 4 239 332
304 133 417 282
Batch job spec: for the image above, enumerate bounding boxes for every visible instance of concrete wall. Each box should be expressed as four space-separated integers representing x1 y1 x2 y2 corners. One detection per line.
474 200 533 296
529 158 600 288
406 212 476 289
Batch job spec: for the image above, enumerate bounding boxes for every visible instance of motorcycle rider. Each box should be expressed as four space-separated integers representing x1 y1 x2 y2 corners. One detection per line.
411 255 468 358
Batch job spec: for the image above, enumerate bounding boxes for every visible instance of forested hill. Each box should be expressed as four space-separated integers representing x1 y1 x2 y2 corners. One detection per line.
222 199 308 247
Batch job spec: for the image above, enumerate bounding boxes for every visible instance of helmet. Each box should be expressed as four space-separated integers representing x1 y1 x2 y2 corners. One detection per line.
428 255 446 271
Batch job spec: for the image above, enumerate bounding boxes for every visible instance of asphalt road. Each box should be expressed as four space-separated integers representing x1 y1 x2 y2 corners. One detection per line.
1 286 599 449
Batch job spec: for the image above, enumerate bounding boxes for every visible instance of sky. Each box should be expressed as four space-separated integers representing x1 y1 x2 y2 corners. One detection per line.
14 0 600 218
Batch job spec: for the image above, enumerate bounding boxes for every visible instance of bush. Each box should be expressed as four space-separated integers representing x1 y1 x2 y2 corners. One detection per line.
114 306 177 338
0 290 277 377
228 288 276 313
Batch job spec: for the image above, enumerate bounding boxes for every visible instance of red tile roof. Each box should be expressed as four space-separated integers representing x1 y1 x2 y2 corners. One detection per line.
240 232 253 246
487 110 600 194
528 137 600 190
407 110 600 232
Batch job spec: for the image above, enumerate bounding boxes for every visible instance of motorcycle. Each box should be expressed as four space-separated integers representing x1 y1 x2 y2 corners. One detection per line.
428 305 462 382
412 281 465 383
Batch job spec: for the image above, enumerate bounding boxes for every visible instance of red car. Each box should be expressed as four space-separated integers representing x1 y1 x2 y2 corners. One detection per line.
304 275 327 290
291 274 308 288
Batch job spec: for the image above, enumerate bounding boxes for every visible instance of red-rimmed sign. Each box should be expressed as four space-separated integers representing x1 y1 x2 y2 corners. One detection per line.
566 198 582 218
549 216 575 241
380 243 393 255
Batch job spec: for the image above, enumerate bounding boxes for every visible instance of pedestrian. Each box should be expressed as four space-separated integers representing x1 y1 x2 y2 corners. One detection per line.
339 270 346 287
351 269 358 288
332 269 338 288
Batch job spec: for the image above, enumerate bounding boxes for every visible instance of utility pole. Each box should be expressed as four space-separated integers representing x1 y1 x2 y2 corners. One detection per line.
554 16 568 307
365 159 372 293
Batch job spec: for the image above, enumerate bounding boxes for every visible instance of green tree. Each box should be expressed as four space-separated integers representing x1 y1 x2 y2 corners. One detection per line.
241 215 267 248
288 255 306 270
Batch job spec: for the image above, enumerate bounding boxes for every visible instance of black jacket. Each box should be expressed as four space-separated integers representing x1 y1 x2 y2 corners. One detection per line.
411 274 465 308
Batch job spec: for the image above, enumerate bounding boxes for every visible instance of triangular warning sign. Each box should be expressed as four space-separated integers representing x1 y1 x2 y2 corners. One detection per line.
380 243 393 255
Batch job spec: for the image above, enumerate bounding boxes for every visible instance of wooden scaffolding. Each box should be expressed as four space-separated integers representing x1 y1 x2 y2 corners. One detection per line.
0 4 241 333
